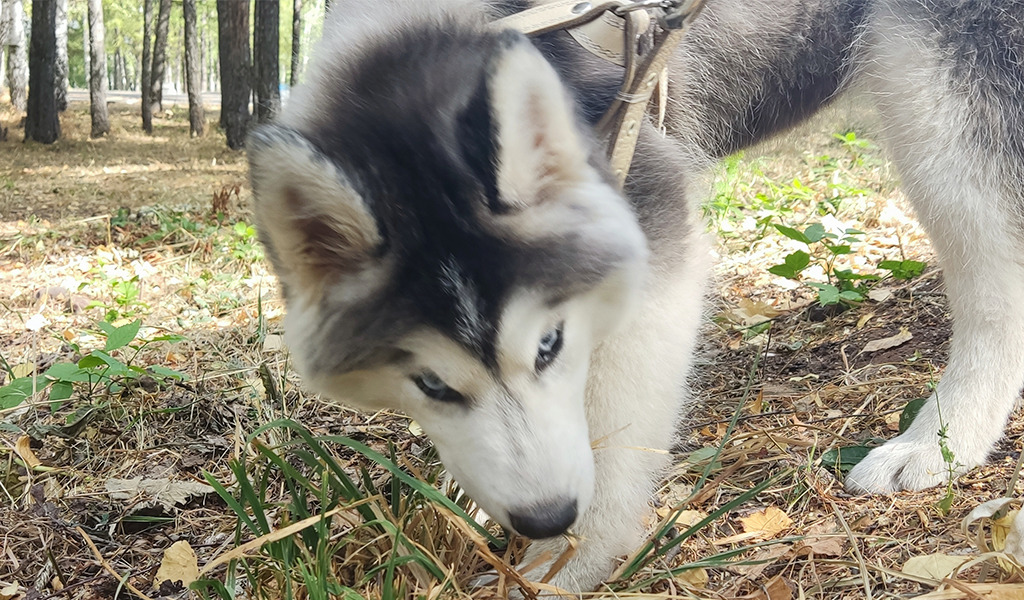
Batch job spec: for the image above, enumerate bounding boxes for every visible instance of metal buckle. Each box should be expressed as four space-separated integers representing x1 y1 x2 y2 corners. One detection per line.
612 0 703 30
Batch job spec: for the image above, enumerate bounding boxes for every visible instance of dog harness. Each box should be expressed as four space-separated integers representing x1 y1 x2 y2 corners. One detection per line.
492 0 706 188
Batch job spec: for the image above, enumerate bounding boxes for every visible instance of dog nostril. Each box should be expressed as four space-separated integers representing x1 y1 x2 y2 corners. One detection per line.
508 498 578 539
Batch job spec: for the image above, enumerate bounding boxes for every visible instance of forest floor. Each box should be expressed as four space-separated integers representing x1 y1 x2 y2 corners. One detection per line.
1 101 1023 600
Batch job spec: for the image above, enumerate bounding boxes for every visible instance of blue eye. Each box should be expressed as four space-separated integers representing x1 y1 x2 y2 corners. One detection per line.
536 323 564 371
413 371 465 403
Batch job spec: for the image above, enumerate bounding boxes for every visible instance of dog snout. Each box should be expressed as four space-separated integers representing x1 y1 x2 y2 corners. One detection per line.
508 498 578 539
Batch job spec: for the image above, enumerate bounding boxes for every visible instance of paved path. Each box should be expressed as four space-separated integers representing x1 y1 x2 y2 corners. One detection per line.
67 88 222 107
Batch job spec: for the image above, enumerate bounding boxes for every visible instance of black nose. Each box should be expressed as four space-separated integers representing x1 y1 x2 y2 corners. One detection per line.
508 499 578 539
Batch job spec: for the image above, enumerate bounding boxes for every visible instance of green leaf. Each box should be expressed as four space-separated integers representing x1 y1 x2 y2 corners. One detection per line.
97 321 117 336
0 376 49 409
808 283 840 305
828 244 852 255
78 355 107 369
821 445 872 473
45 363 94 382
774 224 811 244
784 251 811 271
804 223 826 243
839 290 864 302
899 398 928 434
89 351 128 377
880 259 926 280
148 365 187 381
48 381 74 402
768 264 798 279
104 319 141 352
148 334 187 344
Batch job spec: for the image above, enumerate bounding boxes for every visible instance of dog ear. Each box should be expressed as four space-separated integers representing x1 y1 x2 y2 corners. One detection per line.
248 125 381 297
488 38 594 209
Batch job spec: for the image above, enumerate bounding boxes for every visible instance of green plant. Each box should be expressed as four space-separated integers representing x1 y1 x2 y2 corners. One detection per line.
196 420 502 600
769 222 878 306
0 320 186 410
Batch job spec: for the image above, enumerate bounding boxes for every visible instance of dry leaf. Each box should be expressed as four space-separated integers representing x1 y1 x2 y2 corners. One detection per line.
675 567 708 589
262 334 285 352
863 327 913 353
1001 509 1024 566
0 582 20 600
408 420 424 436
11 363 34 379
14 436 40 469
753 575 792 600
867 288 893 302
721 298 782 327
902 553 969 579
105 478 214 512
796 535 844 557
856 312 875 329
739 507 793 540
733 544 792 578
153 541 199 591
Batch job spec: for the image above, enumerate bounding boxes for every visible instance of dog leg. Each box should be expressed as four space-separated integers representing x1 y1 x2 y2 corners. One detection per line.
847 4 1024 493
519 234 710 593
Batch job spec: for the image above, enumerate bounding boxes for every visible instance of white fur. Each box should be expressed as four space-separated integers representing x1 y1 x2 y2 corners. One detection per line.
846 5 1024 492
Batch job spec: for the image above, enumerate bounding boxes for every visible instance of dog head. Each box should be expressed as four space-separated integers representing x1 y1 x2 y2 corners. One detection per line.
249 27 648 538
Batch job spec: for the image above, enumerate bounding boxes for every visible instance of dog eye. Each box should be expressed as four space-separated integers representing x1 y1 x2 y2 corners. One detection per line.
535 323 564 372
413 371 465 403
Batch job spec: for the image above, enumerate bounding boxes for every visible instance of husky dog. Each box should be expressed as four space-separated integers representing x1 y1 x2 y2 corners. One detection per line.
248 0 1024 592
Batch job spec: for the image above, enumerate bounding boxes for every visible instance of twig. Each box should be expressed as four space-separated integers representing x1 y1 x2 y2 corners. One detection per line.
75 526 157 600
829 500 872 600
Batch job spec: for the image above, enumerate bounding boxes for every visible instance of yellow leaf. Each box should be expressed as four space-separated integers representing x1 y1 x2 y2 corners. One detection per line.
739 507 793 539
14 436 41 469
902 553 969 580
153 541 199 591
675 567 708 589
11 363 34 379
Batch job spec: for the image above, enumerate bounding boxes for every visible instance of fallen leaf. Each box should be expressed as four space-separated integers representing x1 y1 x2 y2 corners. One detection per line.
105 478 214 512
675 567 708 589
862 327 913 353
14 436 40 469
408 420 424 436
856 312 875 329
739 507 793 540
721 298 782 327
867 288 893 302
1000 509 1024 566
753 575 792 600
262 334 285 352
11 363 34 379
733 544 792 578
153 541 199 591
796 535 844 557
902 553 969 579
0 582 20 600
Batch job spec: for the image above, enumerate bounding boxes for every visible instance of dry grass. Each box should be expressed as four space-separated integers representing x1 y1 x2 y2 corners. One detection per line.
1 102 1023 600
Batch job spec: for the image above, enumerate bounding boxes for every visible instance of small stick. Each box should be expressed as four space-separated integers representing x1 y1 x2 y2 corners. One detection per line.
75 526 157 600
829 500 872 600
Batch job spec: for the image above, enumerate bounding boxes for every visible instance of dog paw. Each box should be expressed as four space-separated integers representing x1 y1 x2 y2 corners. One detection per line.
845 434 985 494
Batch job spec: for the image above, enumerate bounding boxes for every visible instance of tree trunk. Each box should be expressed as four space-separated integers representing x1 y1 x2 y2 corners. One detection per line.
150 0 171 113
141 0 153 132
253 0 280 123
290 0 301 86
183 0 204 136
25 0 59 143
112 46 122 90
82 2 89 78
217 0 250 149
54 0 68 111
4 0 26 112
87 0 108 137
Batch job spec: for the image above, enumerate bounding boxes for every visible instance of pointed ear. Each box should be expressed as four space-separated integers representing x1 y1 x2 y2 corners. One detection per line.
248 125 381 297
488 38 593 209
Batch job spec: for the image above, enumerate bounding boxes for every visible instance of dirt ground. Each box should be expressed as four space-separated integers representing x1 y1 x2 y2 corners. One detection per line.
1 102 1023 600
